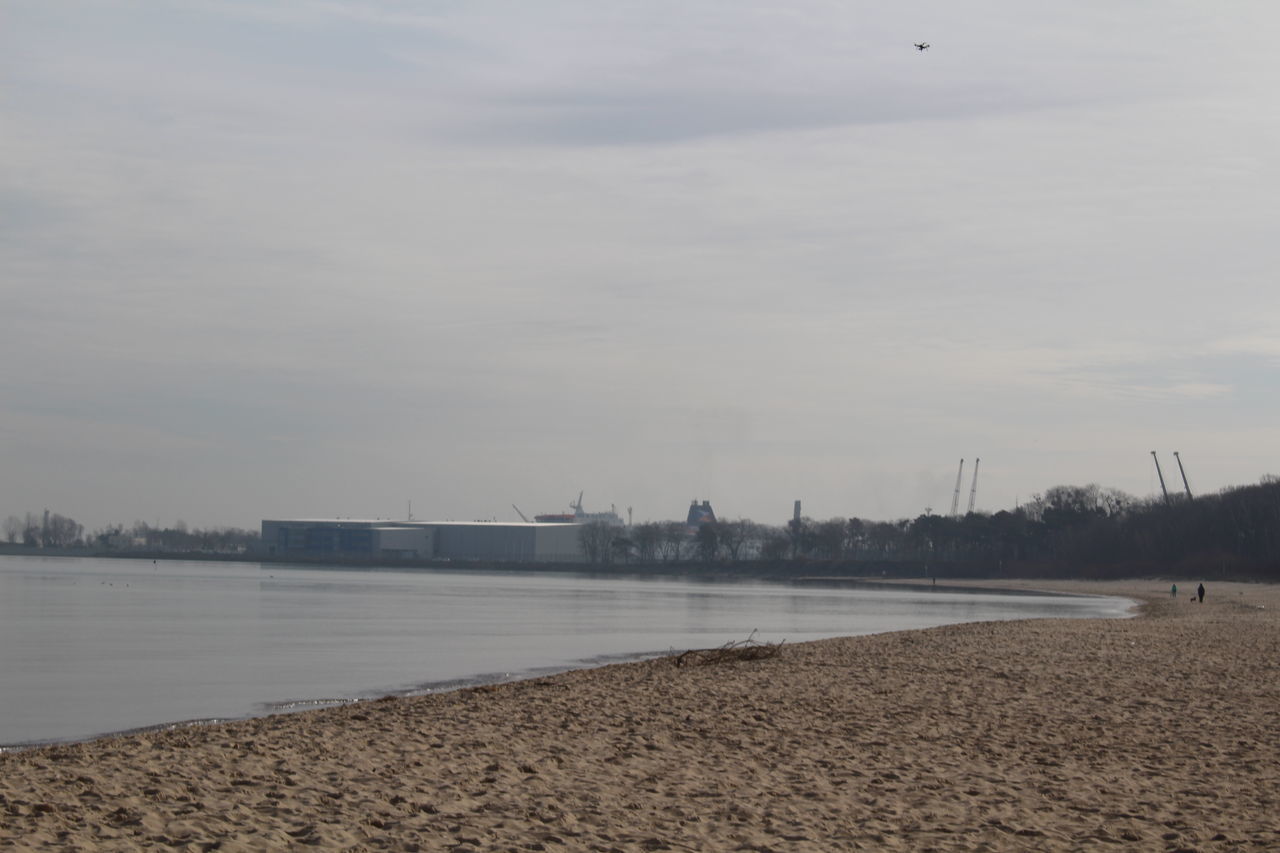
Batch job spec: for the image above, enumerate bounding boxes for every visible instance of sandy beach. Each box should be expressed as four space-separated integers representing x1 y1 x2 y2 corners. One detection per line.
2 579 1277 851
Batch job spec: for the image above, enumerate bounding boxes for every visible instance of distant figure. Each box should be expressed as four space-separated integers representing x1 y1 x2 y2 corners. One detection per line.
915 42 930 51
1171 583 1178 598
1197 583 1205 603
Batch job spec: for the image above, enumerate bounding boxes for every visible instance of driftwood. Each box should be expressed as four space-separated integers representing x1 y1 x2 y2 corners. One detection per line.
673 630 785 667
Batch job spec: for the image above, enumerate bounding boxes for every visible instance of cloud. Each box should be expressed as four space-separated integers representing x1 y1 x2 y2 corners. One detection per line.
455 82 1056 147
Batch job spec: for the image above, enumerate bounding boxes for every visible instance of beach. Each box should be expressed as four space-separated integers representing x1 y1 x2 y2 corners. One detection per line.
2 579 1277 851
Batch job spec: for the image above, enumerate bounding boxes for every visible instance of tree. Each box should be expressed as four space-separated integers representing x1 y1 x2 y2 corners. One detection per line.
2 515 21 544
43 513 83 548
610 535 635 563
22 513 40 546
578 521 618 565
760 526 792 561
632 522 663 562
812 518 848 559
785 516 819 558
908 512 951 559
717 519 760 562
658 521 688 562
864 521 905 558
695 522 719 563
845 518 868 557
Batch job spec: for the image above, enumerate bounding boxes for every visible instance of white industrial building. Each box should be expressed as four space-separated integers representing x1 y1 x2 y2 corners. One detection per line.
260 519 584 563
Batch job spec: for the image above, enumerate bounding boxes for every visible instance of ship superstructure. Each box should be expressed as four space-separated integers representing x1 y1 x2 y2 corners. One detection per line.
686 499 716 533
534 491 624 526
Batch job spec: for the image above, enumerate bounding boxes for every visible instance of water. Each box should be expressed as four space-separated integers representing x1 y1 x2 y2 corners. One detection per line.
0 555 1132 747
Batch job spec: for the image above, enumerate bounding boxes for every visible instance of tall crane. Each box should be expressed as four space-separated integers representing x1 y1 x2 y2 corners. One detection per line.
949 458 965 517
1151 451 1171 506
1173 452 1193 501
966 458 981 514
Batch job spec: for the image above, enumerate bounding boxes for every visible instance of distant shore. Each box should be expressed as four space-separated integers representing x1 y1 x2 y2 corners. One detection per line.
1 544 1261 584
3 578 1276 851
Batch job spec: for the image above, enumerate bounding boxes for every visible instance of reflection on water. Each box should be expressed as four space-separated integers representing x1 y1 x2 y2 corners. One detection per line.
0 555 1131 747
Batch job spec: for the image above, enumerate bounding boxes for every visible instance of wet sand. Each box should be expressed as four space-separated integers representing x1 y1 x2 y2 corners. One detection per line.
2 579 1277 851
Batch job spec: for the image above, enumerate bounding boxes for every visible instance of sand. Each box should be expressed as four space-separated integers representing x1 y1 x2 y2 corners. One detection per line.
2 579 1278 851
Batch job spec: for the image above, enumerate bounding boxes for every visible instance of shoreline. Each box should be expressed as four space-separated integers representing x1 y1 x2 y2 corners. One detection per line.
3 579 1276 850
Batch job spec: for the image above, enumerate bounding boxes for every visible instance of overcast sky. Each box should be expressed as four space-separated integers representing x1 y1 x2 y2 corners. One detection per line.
3 0 1279 532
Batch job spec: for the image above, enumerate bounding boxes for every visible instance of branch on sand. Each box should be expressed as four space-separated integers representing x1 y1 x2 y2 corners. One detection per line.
673 630 784 667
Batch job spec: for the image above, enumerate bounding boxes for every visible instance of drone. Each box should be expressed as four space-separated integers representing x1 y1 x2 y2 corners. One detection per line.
914 42 930 51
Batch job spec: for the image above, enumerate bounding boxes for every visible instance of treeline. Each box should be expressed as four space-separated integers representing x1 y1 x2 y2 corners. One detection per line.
583 477 1280 579
2 511 84 548
1 514 259 553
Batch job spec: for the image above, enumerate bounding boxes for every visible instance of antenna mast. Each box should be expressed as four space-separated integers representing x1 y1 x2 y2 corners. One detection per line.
950 459 965 517
1173 451 1193 500
1151 451 1171 506
966 457 980 514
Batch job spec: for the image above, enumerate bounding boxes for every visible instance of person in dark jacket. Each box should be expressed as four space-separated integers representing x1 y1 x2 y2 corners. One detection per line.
1197 583 1205 603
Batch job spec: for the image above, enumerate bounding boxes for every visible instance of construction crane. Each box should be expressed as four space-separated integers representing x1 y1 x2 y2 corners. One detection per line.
511 504 531 523
949 459 965 517
1151 451 1171 506
966 458 981 514
1173 452 1193 500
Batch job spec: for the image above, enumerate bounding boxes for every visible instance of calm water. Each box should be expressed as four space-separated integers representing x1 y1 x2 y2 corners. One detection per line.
0 555 1132 747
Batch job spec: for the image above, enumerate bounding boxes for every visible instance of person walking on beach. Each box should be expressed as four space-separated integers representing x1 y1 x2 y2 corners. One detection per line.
1171 583 1178 598
1197 583 1205 603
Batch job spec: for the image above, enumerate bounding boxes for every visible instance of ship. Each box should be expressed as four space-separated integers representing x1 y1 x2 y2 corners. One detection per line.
532 512 577 523
533 492 625 526
686 499 716 533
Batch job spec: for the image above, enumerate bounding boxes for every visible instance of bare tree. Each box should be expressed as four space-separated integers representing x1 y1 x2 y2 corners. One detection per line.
578 521 618 565
846 518 867 557
813 518 848 559
695 523 719 563
760 526 791 560
658 521 688 562
2 515 21 544
717 519 760 562
43 513 84 548
22 512 40 546
632 522 662 562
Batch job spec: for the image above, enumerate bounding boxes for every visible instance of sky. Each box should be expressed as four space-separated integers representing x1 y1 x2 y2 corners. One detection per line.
3 0 1279 532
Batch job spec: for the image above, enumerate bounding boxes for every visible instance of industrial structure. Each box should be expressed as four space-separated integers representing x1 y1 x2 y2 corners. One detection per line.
260 519 584 562
950 458 980 517
1151 451 1171 505
950 459 965 517
967 458 981 514
1151 451 1193 503
1173 451 1193 500
261 493 699 563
